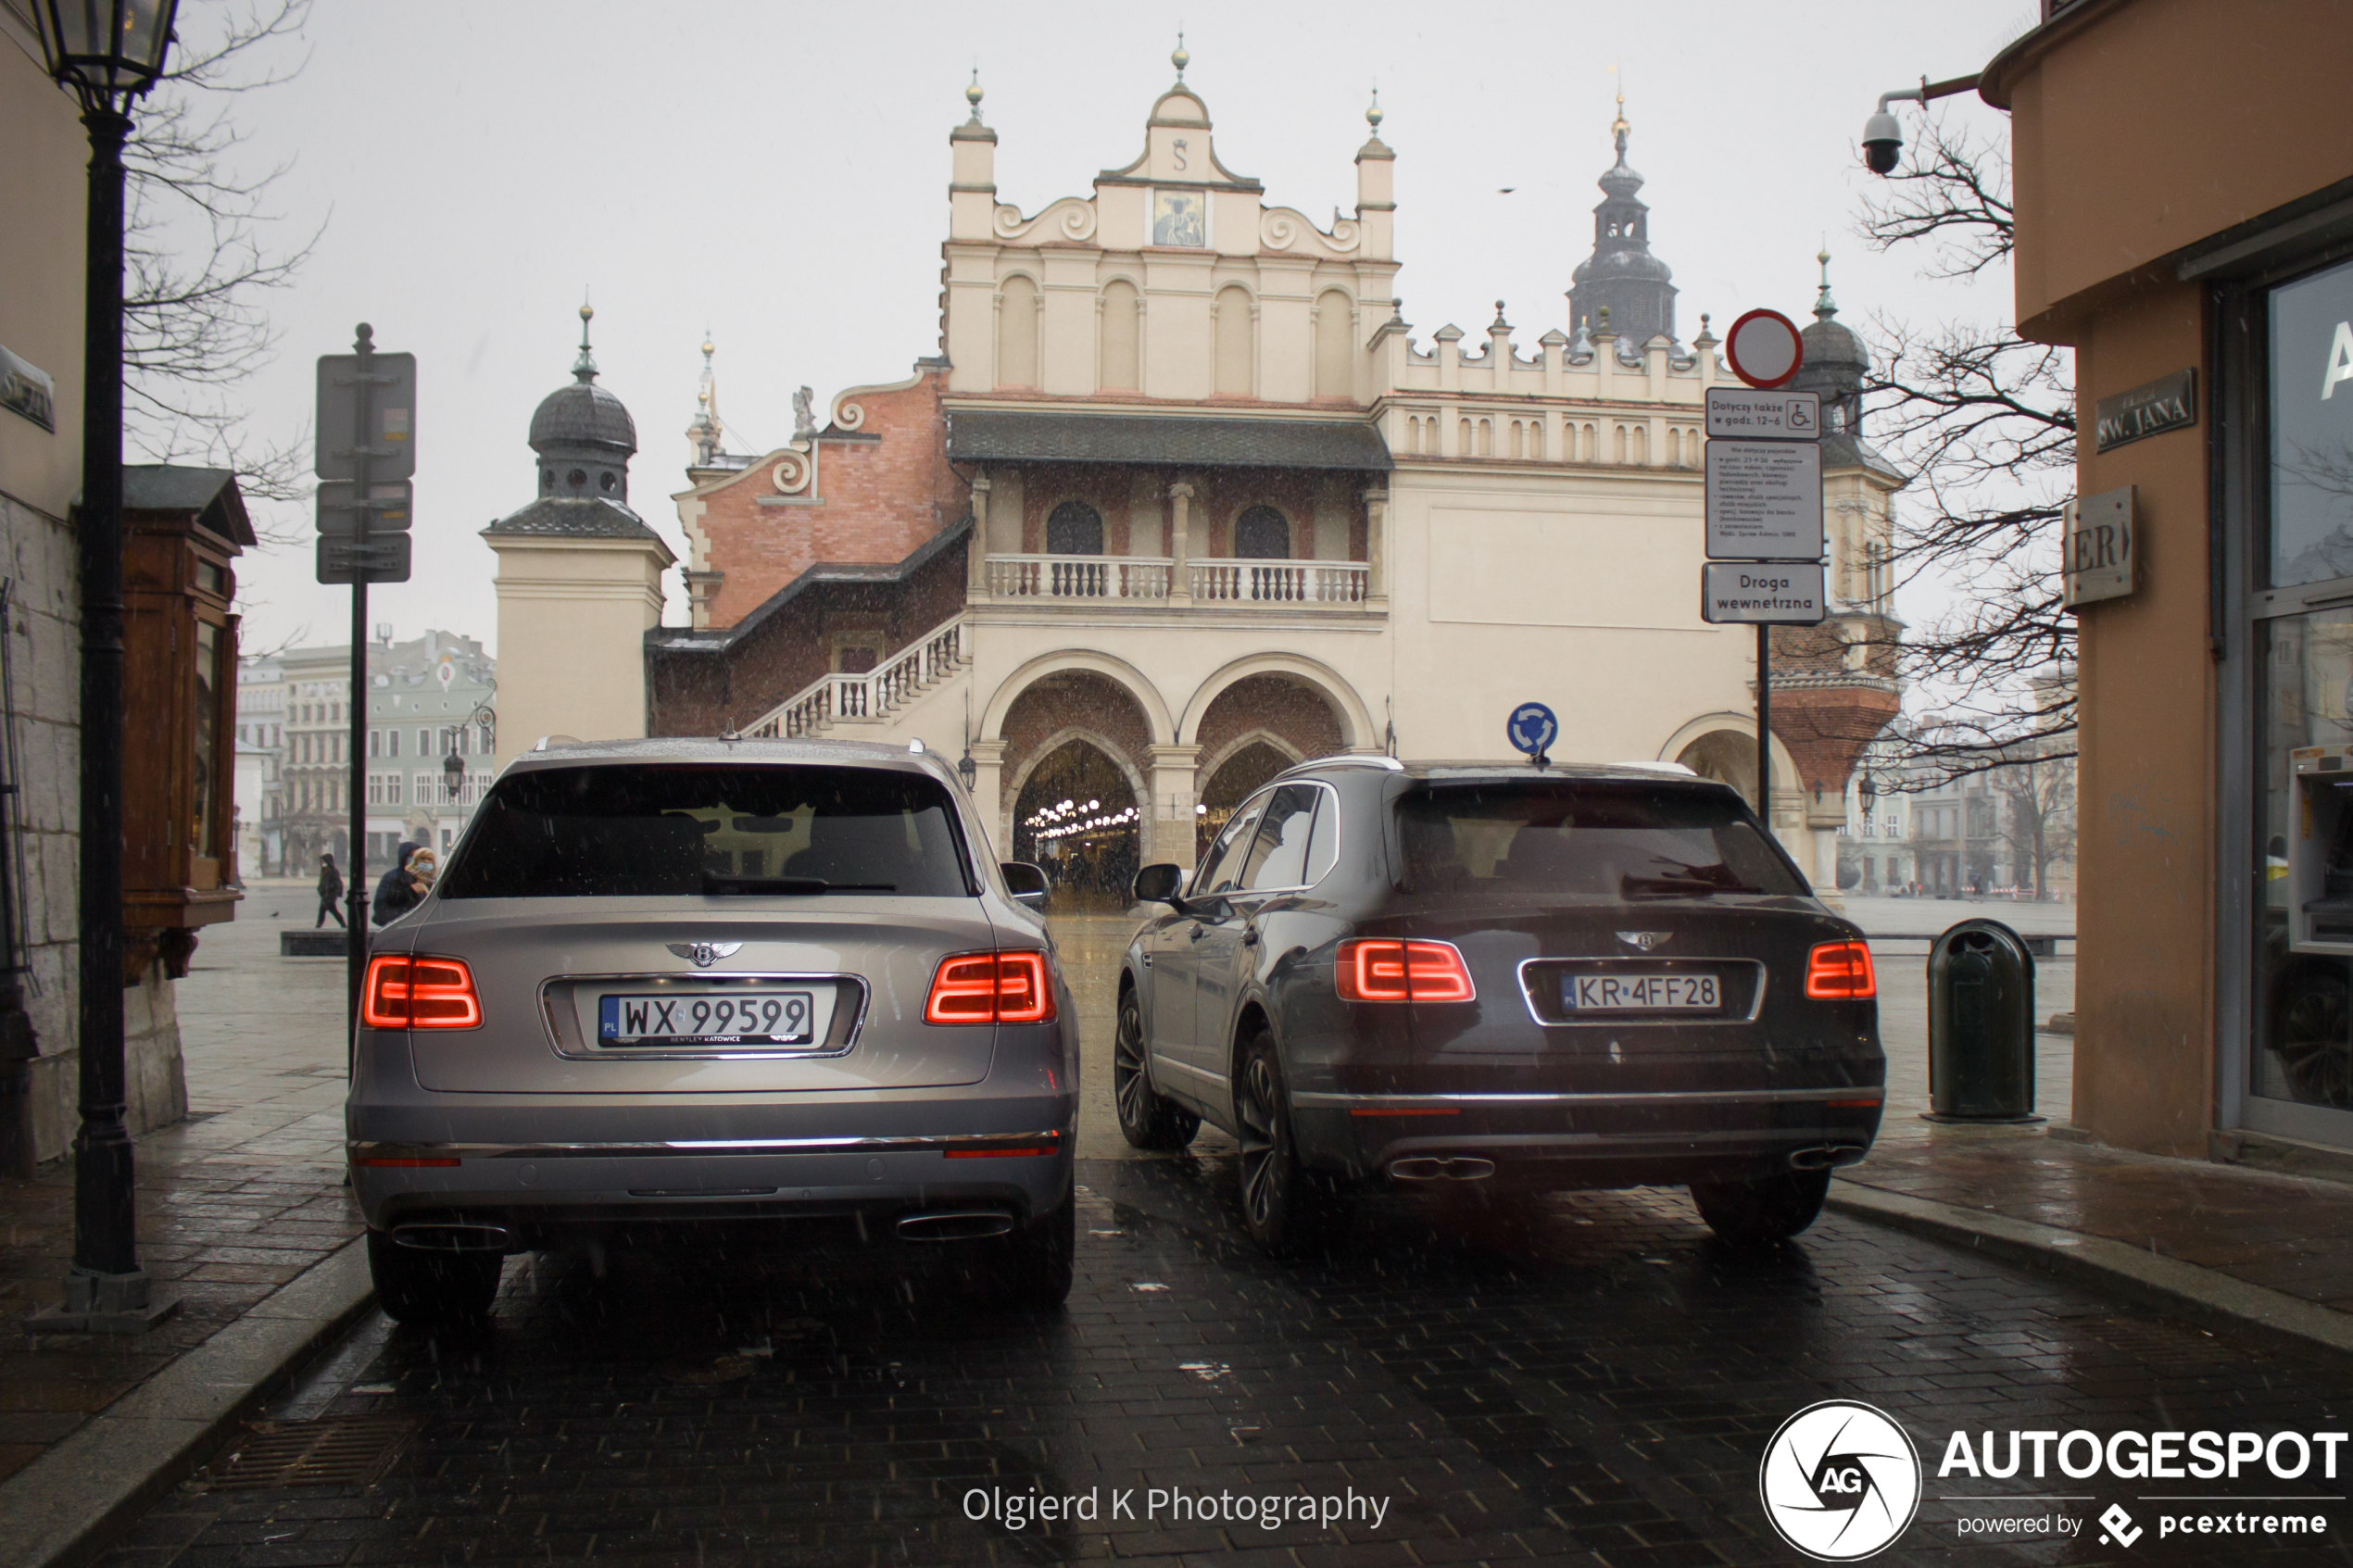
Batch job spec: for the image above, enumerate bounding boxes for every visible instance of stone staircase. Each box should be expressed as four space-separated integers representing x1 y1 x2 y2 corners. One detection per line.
745 615 970 740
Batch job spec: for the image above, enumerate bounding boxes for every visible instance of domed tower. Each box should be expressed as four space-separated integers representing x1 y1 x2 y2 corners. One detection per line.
483 306 676 764
1785 249 1875 468
1566 95 1678 352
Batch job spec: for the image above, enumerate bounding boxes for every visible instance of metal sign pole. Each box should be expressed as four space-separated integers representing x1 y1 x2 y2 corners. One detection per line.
345 325 372 1035
1756 623 1771 822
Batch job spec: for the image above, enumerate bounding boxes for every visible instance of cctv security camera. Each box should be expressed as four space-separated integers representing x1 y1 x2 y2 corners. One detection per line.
1861 108 1903 174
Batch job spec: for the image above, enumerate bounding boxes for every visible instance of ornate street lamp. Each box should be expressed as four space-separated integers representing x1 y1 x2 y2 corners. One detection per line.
33 0 182 1332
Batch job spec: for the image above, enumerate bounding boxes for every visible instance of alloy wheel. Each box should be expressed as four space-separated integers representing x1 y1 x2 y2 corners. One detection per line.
1237 1053 1280 1227
1114 994 1151 1129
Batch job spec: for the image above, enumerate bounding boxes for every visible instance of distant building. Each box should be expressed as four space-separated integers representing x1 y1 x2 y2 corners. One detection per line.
234 628 495 879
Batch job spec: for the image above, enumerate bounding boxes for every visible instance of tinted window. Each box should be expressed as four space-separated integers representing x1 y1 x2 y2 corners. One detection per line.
440 764 972 898
1240 784 1322 891
1396 781 1806 898
1194 794 1270 897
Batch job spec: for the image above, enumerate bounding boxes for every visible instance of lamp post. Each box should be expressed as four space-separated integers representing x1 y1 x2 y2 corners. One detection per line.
34 0 182 1332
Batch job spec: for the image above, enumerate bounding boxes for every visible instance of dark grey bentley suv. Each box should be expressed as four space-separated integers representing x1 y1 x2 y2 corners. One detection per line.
1116 757 1884 1253
346 738 1076 1321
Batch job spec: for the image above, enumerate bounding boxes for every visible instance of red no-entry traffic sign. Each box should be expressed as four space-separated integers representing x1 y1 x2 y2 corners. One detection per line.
1725 307 1804 389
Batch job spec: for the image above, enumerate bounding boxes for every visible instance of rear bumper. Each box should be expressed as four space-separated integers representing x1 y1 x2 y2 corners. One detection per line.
1291 1085 1884 1188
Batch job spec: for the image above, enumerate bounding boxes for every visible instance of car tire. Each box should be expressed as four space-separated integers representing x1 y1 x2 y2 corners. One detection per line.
1688 1168 1831 1248
981 1190 1075 1310
1114 985 1201 1151
1234 1026 1350 1257
367 1230 502 1323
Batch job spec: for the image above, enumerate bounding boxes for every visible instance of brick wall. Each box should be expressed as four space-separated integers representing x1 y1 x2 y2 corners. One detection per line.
696 370 967 630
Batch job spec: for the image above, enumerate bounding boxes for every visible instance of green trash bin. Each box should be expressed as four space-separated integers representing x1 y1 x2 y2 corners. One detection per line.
1926 918 2042 1123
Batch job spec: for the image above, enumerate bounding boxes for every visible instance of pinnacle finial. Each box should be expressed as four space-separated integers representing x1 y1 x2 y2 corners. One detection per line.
1365 84 1383 133
964 67 983 116
1815 245 1838 320
1610 62 1629 149
1172 31 1188 80
701 329 715 360
573 295 598 383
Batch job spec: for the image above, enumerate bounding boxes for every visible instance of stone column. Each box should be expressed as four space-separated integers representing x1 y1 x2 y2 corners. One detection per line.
1147 743 1202 868
967 738 1007 859
1363 485 1390 608
967 470 991 599
1167 479 1195 607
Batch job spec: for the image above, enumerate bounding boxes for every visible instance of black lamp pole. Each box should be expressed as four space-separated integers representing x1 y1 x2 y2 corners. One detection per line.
35 0 182 1331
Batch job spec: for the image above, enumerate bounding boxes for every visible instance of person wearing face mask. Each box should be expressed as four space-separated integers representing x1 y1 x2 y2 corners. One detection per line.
372 843 438 926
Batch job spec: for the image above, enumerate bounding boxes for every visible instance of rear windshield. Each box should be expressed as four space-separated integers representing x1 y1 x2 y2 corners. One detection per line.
1395 781 1807 899
439 764 973 899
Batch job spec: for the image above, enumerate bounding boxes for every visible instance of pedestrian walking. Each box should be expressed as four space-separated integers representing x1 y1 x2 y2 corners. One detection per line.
316 854 346 929
372 844 438 927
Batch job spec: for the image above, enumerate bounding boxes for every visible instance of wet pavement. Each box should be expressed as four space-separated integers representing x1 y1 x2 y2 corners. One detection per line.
75 905 2353 1568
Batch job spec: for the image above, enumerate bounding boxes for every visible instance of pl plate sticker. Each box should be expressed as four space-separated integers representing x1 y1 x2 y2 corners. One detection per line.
1758 1399 1922 1561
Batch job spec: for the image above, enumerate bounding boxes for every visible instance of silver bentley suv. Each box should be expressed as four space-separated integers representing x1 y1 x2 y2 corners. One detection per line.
346 738 1076 1321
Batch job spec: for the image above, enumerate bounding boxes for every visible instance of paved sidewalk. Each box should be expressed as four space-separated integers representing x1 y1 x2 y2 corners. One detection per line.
0 888 361 1490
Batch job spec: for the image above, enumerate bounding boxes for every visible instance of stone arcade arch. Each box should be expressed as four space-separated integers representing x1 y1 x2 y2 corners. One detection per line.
1007 730 1145 909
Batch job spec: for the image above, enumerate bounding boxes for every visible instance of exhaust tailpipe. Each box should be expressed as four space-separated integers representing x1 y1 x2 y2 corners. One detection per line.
1788 1145 1869 1172
1389 1156 1496 1183
897 1210 1014 1242
390 1222 510 1252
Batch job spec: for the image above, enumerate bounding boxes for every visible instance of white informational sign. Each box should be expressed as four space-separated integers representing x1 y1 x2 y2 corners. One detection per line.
1701 560 1827 625
1705 439 1823 560
2062 484 2135 608
1705 387 1821 442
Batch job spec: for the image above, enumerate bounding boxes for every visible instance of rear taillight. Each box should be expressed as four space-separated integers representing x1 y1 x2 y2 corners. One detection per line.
925 950 1057 1025
1806 940 1876 1000
1335 938 1477 1003
362 955 483 1029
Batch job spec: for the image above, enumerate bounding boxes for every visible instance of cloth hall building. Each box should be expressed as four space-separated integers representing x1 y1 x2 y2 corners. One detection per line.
488 58 1905 897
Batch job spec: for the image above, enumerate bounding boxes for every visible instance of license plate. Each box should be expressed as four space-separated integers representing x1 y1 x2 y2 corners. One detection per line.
598 990 816 1046
1563 973 1720 1013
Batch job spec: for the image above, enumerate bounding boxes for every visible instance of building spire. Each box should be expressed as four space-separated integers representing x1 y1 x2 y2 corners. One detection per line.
1171 30 1189 82
573 296 598 384
1814 245 1839 320
1365 84 1383 135
687 331 723 464
963 66 983 122
1610 62 1629 159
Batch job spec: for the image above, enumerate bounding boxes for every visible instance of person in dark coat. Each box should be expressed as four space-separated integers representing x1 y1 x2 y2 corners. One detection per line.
316 854 346 928
372 843 437 926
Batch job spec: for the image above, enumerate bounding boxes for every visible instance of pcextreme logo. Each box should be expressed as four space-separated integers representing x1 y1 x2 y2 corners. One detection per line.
1758 1400 1924 1562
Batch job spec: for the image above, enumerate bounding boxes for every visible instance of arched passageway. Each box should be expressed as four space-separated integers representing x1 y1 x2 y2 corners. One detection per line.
1195 739 1294 858
1013 737 1141 910
1676 730 1758 802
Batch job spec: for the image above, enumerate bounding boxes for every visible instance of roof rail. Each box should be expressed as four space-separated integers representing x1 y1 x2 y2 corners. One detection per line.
1609 759 1698 776
1279 754 1404 777
532 734 584 752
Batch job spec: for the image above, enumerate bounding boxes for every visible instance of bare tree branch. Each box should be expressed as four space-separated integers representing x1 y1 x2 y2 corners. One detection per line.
119 1 320 546
1853 107 2077 783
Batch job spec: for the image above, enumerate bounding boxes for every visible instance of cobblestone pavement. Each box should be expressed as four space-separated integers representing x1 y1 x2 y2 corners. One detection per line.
94 1156 2353 1567
0 884 360 1483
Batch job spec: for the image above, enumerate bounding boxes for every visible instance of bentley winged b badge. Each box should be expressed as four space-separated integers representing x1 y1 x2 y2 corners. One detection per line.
667 941 743 969
1615 931 1671 952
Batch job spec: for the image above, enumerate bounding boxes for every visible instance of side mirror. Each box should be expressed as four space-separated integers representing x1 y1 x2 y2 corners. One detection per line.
1000 860 1051 910
1132 863 1186 907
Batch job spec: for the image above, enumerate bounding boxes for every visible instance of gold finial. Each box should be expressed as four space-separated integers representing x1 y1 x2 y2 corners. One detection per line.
1365 84 1383 132
1171 30 1188 79
965 67 983 111
1609 61 1628 139
573 295 598 383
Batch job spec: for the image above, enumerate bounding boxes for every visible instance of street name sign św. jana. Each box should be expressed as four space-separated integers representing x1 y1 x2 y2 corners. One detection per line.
1701 561 1826 625
316 533 411 585
314 481 412 536
1705 387 1820 442
1704 440 1823 560
314 352 415 483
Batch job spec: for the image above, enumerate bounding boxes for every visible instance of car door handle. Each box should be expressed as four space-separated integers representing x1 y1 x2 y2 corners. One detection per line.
1241 925 1260 947
1189 924 1207 942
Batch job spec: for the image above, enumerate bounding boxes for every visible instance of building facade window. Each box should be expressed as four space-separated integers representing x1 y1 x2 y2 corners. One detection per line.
1045 501 1103 556
1233 506 1289 559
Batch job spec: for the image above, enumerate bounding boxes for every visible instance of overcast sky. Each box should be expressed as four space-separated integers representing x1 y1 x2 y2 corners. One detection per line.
165 0 2035 659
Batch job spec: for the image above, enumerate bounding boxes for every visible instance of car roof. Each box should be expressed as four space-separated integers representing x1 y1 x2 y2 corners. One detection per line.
500 736 955 776
1277 755 1713 787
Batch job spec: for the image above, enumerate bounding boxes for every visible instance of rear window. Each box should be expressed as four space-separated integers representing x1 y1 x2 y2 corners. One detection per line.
439 764 974 899
1395 781 1807 898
